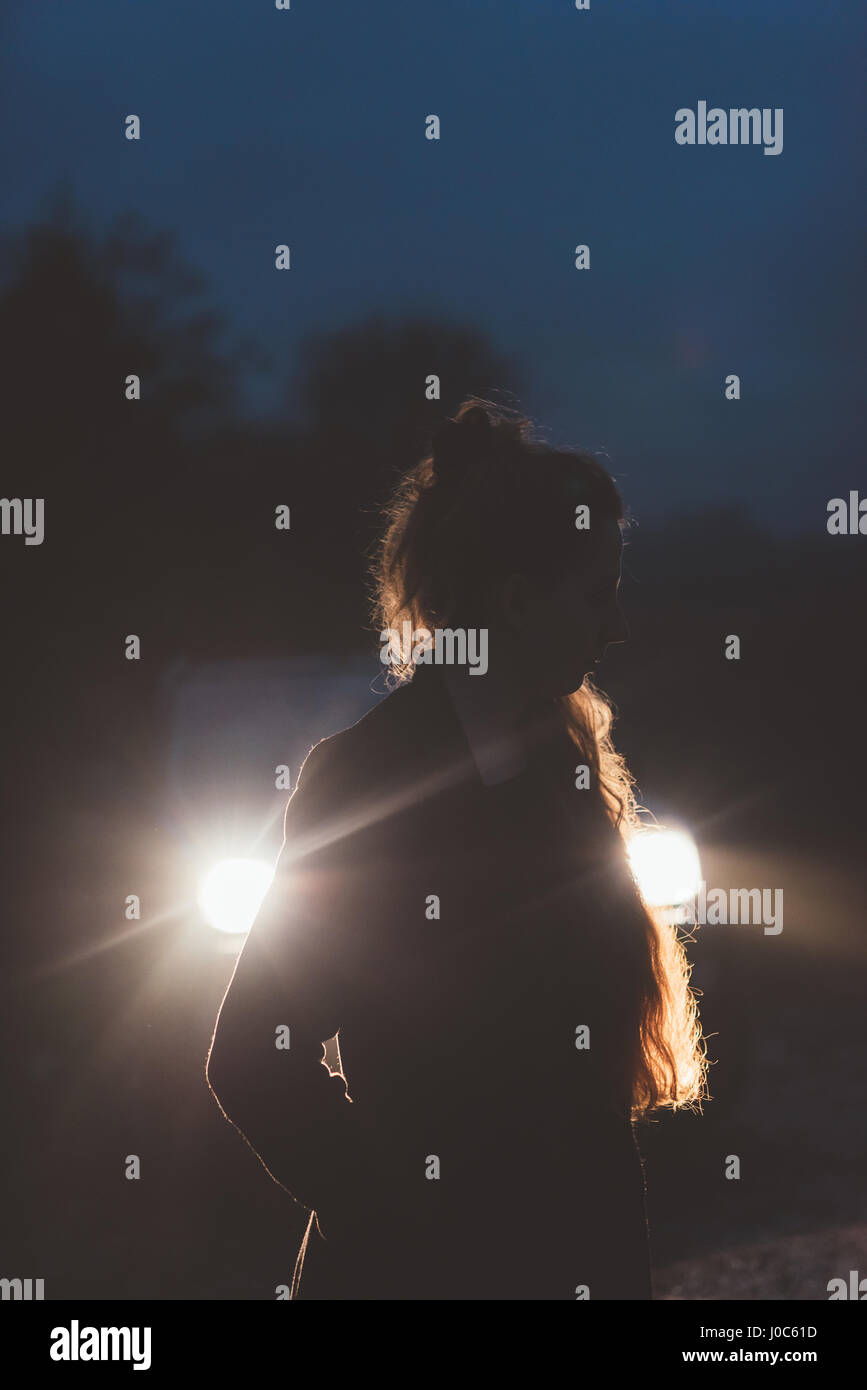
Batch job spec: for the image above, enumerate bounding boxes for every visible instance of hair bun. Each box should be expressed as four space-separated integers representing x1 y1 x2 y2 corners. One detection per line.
431 408 493 482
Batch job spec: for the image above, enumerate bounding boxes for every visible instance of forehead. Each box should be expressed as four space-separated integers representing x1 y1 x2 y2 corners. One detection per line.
553 518 622 597
585 517 623 575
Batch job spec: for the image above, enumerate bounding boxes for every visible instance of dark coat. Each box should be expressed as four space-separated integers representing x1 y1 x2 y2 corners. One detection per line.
207 663 653 1299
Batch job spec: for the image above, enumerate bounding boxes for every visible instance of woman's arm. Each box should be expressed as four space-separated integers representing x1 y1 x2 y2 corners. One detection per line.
205 740 380 1237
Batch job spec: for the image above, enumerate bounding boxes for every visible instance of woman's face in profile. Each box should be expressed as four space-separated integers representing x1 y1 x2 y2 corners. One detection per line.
503 519 629 699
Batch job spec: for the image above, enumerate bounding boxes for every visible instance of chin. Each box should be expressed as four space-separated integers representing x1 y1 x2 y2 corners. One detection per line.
550 673 588 699
540 662 594 700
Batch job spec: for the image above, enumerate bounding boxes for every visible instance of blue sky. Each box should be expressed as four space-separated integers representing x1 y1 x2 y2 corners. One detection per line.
2 0 864 532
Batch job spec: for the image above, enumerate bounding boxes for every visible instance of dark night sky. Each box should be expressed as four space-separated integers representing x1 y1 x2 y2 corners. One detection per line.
2 0 864 532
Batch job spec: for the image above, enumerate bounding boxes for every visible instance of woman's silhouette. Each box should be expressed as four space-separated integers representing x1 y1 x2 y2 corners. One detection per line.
206 398 706 1300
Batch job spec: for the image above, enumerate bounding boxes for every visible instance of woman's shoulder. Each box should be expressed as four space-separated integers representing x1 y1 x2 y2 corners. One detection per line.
293 679 421 804
285 667 478 848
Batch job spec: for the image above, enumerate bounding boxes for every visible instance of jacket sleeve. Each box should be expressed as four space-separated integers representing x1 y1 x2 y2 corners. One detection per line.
205 737 379 1236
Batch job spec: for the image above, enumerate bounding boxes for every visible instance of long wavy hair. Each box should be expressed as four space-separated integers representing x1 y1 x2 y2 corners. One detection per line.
369 395 707 1118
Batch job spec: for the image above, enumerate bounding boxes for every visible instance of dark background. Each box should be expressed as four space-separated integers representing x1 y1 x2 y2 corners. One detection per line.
1 0 865 1299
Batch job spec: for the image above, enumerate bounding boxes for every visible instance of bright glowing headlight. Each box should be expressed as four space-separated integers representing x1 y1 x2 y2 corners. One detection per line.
627 826 701 910
197 857 275 935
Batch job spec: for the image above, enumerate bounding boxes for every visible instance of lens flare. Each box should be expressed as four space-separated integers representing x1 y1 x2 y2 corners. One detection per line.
197 857 275 935
627 827 701 909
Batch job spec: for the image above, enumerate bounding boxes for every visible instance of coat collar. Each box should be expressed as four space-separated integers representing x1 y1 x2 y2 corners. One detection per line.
399 663 578 797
